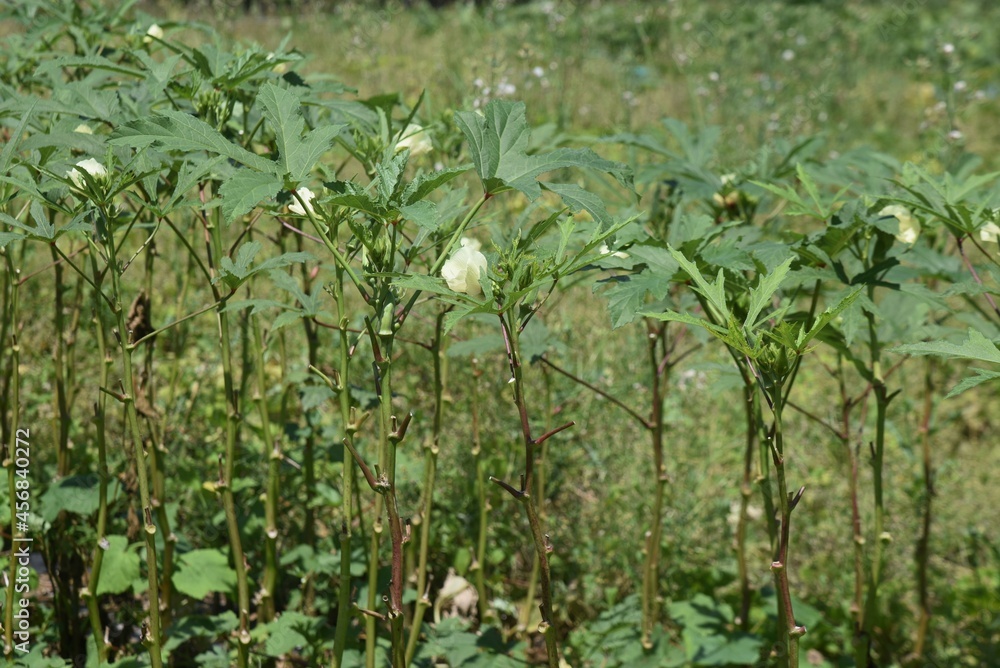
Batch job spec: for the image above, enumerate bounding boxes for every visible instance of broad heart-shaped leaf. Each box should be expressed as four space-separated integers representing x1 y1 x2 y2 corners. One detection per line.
893 328 1000 396
39 474 101 522
96 535 140 596
173 549 237 599
110 110 276 173
260 611 323 656
455 100 633 199
219 170 283 223
257 83 345 182
163 612 239 654
668 594 763 666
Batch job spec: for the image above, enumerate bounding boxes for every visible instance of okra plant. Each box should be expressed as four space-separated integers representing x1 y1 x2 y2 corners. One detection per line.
2 2 1000 668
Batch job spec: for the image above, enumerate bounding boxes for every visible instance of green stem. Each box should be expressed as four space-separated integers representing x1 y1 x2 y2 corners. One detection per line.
50 243 72 476
521 367 554 636
142 238 175 632
250 315 279 623
3 256 20 660
406 310 448 666
641 321 667 649
860 381 889 663
297 293 320 614
735 382 756 632
207 211 251 665
496 313 560 668
858 291 892 667
83 253 111 664
332 268 356 668
767 402 803 668
470 359 490 624
913 358 935 660
96 219 165 668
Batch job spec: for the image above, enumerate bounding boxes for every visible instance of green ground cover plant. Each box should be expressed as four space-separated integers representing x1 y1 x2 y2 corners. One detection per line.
1 1 999 667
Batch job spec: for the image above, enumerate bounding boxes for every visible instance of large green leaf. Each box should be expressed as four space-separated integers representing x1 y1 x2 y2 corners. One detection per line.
603 273 673 329
455 100 633 199
893 328 1000 396
173 549 237 599
39 474 100 522
745 257 793 331
541 182 613 230
110 110 276 173
261 611 323 656
96 536 140 596
163 612 239 654
257 83 345 183
218 170 283 223
667 246 731 323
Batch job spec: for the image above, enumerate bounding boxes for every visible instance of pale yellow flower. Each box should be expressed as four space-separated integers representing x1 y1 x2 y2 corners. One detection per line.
979 221 1000 244
67 158 108 189
73 124 93 135
395 124 432 157
880 204 920 245
144 24 164 44
441 239 487 295
288 188 315 216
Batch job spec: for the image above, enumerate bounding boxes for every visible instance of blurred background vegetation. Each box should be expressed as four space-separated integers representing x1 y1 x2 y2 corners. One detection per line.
143 0 1000 172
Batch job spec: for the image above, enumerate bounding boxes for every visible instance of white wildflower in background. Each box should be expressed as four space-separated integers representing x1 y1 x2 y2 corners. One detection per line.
441 238 487 295
980 221 1000 244
727 501 764 529
396 124 432 157
496 81 516 96
144 24 163 44
67 158 108 189
782 49 795 61
288 187 316 216
880 204 920 245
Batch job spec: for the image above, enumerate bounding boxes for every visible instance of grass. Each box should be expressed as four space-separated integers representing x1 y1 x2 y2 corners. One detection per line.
147 0 1000 169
